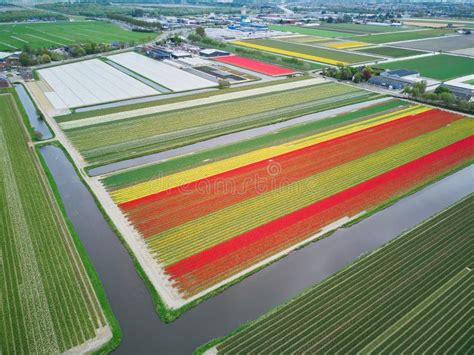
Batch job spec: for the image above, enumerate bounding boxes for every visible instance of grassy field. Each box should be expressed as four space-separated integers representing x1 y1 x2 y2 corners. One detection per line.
318 23 414 34
66 83 375 165
200 195 473 354
378 54 474 80
269 24 354 37
103 99 406 188
351 28 454 44
463 79 474 85
0 21 155 51
354 46 426 58
236 38 380 64
0 93 110 353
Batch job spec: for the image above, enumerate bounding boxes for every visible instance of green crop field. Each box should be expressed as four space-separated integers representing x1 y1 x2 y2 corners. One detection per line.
378 54 474 80
355 46 426 58
56 76 312 123
0 21 155 51
351 28 454 44
0 93 109 353
103 99 403 188
201 195 473 354
318 23 414 34
241 38 380 64
65 82 376 166
269 24 355 38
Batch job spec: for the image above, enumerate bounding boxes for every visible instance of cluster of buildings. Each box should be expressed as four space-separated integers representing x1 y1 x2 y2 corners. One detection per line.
141 44 229 61
368 69 473 102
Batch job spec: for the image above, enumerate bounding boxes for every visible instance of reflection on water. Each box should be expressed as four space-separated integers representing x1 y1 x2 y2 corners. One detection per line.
40 144 473 354
14 84 53 140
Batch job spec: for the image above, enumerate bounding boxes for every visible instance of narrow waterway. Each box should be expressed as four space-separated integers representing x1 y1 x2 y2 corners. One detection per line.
40 145 473 354
15 84 53 140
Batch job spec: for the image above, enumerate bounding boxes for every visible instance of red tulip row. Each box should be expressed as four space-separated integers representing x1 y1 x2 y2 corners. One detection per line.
166 136 474 297
122 109 462 239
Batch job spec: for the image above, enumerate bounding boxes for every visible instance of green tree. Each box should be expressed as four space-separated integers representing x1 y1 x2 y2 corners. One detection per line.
434 86 451 95
196 26 206 38
39 53 51 64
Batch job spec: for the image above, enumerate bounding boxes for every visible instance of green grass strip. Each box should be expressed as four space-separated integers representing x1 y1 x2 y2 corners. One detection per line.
103 98 401 188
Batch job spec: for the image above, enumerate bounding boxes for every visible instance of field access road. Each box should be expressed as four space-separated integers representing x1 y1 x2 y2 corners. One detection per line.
41 145 474 355
89 96 392 176
60 77 327 130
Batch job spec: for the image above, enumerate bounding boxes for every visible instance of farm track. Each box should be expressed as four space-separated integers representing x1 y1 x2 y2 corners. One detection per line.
110 104 426 202
0 94 109 352
211 196 473 354
67 82 369 165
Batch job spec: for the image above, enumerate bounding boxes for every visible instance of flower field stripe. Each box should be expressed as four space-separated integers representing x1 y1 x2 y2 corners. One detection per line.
213 55 296 76
232 40 349 65
122 109 463 237
328 41 369 49
166 136 474 296
103 99 407 189
112 105 429 204
144 119 472 266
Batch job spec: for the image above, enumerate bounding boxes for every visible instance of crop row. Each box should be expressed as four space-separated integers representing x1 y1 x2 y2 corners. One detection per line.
371 269 472 353
0 95 107 353
67 82 365 164
111 104 427 203
121 108 462 238
167 137 474 296
212 195 473 353
145 120 471 266
233 39 378 64
103 99 407 189
217 202 469 351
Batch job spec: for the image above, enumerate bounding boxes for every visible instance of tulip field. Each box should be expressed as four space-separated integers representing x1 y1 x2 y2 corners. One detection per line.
65 82 375 165
0 94 109 353
104 102 474 300
203 195 473 353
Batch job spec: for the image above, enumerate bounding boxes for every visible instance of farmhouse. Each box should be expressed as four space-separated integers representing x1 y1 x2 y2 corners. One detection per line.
438 84 473 101
368 69 420 90
200 48 230 57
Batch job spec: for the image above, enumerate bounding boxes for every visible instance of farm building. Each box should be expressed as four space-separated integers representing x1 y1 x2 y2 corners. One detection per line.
369 69 428 90
144 46 172 60
438 84 473 101
0 74 9 88
200 48 230 57
368 75 411 90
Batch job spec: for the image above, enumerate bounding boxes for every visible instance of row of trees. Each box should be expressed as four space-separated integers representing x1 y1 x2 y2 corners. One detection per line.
322 65 377 83
19 41 119 66
0 10 67 23
403 81 473 114
107 13 161 30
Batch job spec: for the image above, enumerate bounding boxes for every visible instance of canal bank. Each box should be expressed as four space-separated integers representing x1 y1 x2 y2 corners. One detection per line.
40 144 473 354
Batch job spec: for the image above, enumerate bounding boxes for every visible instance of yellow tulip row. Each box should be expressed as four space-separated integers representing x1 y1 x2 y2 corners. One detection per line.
112 105 429 204
146 119 473 265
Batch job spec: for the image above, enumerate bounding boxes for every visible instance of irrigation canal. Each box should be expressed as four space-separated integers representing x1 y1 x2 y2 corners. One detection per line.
15 84 53 140
40 144 473 354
